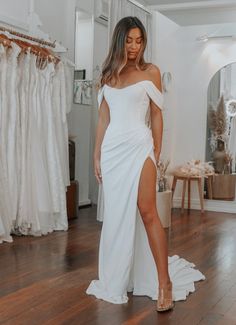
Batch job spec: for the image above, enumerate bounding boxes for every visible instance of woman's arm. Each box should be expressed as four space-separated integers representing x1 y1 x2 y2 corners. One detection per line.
94 98 110 183
149 66 163 162
151 103 163 161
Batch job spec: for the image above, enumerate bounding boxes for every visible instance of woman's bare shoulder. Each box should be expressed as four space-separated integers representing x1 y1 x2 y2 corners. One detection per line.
145 63 162 91
145 63 161 75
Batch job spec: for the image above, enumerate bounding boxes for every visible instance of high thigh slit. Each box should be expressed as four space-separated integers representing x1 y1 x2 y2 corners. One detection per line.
86 80 205 304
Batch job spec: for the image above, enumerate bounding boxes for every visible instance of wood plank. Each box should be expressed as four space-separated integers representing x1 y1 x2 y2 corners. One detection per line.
0 207 236 324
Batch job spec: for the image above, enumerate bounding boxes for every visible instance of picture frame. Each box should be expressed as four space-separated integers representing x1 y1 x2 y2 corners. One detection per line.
74 69 86 80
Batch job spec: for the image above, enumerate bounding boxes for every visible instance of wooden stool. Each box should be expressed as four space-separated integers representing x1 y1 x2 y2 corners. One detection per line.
171 174 204 214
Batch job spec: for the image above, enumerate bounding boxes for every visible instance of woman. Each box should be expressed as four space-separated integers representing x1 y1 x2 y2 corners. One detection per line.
86 16 205 312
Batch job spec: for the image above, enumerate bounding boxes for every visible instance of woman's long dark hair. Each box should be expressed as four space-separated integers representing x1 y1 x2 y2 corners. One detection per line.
99 16 148 88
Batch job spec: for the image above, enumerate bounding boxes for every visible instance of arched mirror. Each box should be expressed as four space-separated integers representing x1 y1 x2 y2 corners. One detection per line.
205 63 236 201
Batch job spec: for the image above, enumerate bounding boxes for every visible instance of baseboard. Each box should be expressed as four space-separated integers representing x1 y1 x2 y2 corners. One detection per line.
79 199 92 207
173 197 236 214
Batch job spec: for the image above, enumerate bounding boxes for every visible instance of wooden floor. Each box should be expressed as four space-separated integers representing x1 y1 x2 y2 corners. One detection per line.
0 206 236 325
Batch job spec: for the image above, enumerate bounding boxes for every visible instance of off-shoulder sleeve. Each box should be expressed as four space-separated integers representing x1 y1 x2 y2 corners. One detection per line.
143 81 164 110
97 85 105 109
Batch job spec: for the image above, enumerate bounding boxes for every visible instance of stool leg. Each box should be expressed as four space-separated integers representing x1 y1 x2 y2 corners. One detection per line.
181 179 187 214
197 178 204 213
171 176 177 201
188 179 191 211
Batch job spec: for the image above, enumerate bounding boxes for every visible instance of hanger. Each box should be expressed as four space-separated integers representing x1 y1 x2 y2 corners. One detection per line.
12 39 31 54
11 38 60 68
0 33 11 48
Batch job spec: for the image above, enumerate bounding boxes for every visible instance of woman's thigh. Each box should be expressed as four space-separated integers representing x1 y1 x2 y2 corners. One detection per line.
137 157 157 215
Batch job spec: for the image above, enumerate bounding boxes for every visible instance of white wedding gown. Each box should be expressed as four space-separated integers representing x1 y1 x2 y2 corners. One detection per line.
86 80 205 304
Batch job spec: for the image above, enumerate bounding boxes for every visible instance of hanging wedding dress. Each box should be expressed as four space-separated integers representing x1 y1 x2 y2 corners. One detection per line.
6 43 21 223
17 50 32 232
86 80 205 304
0 39 71 242
52 62 70 189
0 45 13 243
42 62 68 230
0 154 12 243
15 54 53 235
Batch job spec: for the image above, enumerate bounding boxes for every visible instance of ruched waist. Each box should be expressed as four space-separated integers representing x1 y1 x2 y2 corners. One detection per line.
102 125 152 147
104 124 150 139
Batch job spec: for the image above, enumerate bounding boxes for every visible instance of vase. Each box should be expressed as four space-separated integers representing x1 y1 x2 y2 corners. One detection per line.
212 140 227 174
158 177 168 192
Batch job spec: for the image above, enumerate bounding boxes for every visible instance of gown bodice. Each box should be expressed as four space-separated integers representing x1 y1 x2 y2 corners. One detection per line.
98 80 164 133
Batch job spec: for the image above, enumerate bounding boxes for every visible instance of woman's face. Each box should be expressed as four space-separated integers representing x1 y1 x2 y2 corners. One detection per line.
125 27 143 61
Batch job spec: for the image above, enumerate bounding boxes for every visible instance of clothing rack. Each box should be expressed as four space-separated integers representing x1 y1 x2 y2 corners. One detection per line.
127 0 152 15
0 25 56 48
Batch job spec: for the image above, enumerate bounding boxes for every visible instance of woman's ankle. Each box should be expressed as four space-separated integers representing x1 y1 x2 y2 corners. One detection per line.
158 278 172 288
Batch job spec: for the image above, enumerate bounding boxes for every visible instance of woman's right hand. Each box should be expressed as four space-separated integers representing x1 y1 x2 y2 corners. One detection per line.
94 157 102 184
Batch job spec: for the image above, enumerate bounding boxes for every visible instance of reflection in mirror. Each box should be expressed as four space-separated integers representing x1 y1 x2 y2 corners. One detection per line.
205 63 236 201
74 9 93 105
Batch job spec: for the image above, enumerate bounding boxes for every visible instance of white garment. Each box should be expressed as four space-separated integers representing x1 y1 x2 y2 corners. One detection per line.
16 54 55 235
38 61 68 231
96 184 104 222
86 80 205 304
0 46 70 242
63 61 74 114
0 45 13 243
17 50 32 231
0 143 12 243
6 43 21 222
52 62 70 188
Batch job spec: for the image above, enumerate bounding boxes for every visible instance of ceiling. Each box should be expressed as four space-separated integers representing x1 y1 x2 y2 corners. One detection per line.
144 0 236 26
145 0 207 4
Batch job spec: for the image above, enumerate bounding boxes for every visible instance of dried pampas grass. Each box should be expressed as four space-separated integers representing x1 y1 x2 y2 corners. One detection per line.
208 95 227 136
172 159 215 177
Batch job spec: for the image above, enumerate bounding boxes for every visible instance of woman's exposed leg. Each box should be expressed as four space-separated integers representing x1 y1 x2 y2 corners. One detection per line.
137 157 170 286
137 157 173 311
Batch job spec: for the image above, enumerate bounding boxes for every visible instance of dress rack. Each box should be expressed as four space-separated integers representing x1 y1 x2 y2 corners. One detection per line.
0 25 56 48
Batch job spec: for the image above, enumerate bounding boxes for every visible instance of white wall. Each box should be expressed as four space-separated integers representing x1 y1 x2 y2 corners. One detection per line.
152 12 180 165
0 0 30 29
231 64 236 98
34 0 69 48
75 17 94 79
153 12 236 212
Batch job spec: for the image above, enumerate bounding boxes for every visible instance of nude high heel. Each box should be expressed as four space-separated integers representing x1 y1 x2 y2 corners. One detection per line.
156 281 174 312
